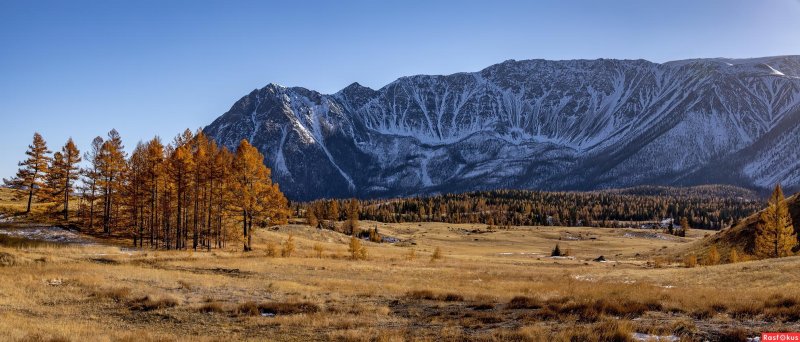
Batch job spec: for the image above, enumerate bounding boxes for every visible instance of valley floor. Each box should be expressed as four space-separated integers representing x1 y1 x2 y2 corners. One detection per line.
1 221 799 341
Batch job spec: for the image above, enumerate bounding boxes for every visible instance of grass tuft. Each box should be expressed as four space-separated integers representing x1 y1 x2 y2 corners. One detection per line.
128 294 181 311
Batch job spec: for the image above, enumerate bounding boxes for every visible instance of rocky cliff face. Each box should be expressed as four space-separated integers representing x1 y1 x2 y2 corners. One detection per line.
204 56 800 200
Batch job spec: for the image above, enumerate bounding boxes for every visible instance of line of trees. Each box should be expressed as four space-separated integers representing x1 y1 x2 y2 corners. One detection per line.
4 130 290 251
302 188 762 230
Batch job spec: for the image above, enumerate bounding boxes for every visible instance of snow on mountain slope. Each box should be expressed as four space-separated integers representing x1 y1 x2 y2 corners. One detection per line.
204 56 800 200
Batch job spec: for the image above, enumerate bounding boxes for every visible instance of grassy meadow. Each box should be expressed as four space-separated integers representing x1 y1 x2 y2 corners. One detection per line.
2 212 800 341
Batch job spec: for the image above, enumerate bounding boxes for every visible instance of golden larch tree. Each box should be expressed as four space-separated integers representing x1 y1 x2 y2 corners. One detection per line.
344 198 360 235
144 137 165 247
231 139 288 251
43 151 65 205
755 184 797 258
4 133 51 214
60 138 81 221
98 129 128 235
81 136 104 230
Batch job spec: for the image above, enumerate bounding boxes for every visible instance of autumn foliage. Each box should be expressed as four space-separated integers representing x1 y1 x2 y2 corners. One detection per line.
755 184 797 258
5 129 290 251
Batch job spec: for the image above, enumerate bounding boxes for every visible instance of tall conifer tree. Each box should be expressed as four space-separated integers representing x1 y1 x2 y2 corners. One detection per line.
3 133 51 214
755 184 796 258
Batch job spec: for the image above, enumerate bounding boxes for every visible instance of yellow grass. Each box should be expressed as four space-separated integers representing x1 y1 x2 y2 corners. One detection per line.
0 220 798 341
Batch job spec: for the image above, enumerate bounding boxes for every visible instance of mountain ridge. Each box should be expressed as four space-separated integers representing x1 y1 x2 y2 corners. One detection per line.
204 56 800 200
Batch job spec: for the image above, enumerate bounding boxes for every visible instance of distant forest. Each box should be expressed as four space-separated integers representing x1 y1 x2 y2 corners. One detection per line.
301 186 764 230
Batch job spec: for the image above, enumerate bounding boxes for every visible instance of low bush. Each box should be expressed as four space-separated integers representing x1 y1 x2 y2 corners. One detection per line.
312 243 324 258
554 319 634 342
717 327 752 342
348 237 367 260
518 296 663 322
430 247 442 261
442 293 464 302
281 234 295 257
683 255 698 268
405 290 464 302
0 252 18 267
507 296 542 309
405 290 436 300
128 294 180 311
198 301 226 314
236 301 260 316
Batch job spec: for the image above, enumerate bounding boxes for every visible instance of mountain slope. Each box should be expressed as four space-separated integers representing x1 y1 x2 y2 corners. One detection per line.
204 56 800 200
687 193 799 258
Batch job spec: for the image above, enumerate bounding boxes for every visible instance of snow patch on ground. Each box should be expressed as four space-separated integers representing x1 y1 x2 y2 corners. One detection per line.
623 231 677 241
0 227 95 245
632 333 679 342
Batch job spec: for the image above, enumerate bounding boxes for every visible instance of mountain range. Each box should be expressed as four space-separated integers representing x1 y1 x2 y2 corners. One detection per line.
204 56 800 200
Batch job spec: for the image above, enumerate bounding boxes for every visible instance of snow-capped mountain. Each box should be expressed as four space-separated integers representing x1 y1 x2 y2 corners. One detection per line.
204 56 800 200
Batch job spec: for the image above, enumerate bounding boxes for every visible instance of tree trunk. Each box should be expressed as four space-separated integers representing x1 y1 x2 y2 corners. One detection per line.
242 210 247 251
64 176 70 221
26 181 34 214
88 180 96 230
193 187 199 251
206 179 213 252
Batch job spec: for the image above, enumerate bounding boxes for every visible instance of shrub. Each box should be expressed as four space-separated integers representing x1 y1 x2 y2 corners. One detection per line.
554 319 635 342
199 301 225 314
405 249 416 261
670 318 699 337
368 228 382 243
177 280 193 290
306 209 318 228
236 301 260 316
348 237 367 260
0 252 18 267
717 327 752 342
266 241 277 257
430 247 442 261
551 244 562 257
405 290 463 302
729 249 740 263
128 294 180 311
594 319 634 342
706 246 720 265
406 290 436 300
508 296 543 309
442 293 464 302
312 243 324 258
729 302 762 319
691 307 715 319
281 234 295 257
683 255 698 268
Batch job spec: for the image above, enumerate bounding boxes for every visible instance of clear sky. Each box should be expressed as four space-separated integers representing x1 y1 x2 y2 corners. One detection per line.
1 0 799 178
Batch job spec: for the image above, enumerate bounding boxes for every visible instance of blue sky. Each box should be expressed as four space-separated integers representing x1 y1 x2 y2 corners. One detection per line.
1 0 799 178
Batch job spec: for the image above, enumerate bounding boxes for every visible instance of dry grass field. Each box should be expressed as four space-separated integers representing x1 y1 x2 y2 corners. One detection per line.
2 215 800 341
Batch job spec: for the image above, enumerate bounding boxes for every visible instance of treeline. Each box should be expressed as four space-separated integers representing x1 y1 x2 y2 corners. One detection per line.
302 188 763 230
4 130 289 251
